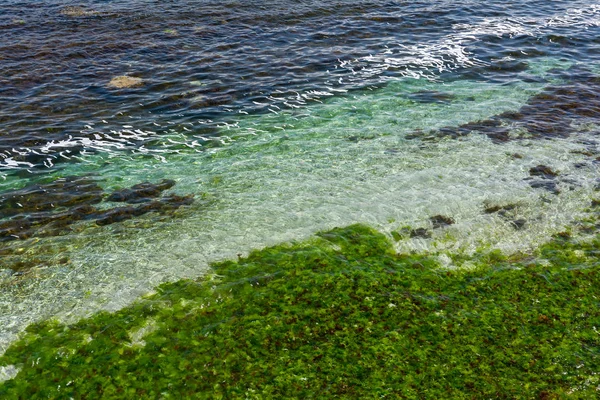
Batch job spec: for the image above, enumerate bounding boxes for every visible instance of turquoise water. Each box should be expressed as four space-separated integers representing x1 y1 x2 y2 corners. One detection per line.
2 1 600 353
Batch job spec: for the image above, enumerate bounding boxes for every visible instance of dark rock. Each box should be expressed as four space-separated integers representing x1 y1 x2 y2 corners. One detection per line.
158 194 195 208
0 176 103 217
432 74 600 143
484 203 517 215
95 207 137 226
529 180 560 195
95 194 194 226
107 179 176 203
0 175 192 245
0 218 32 241
0 204 100 242
529 165 558 179
510 219 527 230
430 215 455 229
0 176 104 241
410 228 431 239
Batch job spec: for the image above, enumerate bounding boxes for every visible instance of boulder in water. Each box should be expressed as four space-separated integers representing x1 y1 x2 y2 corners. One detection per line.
430 215 455 229
107 179 176 203
529 165 558 179
108 76 143 89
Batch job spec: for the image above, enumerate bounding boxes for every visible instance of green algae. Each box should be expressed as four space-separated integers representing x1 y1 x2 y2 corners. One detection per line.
1 223 600 398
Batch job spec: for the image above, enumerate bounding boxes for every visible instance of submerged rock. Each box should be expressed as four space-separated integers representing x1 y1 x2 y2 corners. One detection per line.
484 203 517 215
510 219 527 230
0 204 99 242
528 180 560 195
0 176 103 217
95 194 194 226
0 176 193 245
107 179 176 203
410 75 600 143
430 215 455 229
523 164 561 195
410 228 431 239
529 165 558 179
107 76 143 89
95 206 137 226
483 203 529 230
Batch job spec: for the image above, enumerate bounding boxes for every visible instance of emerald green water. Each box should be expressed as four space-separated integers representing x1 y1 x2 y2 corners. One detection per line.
2 57 600 353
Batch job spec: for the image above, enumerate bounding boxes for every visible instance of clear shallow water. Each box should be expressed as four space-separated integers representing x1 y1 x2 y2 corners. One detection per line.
1 1 600 351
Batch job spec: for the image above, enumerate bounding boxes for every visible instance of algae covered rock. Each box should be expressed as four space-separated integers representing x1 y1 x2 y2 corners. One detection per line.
107 179 176 203
429 214 455 229
529 164 559 179
0 176 193 248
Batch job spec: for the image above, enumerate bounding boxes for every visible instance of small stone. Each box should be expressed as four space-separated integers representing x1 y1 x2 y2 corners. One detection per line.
529 165 558 179
484 203 517 215
410 228 431 239
108 76 143 89
529 180 560 195
511 219 527 230
430 215 455 229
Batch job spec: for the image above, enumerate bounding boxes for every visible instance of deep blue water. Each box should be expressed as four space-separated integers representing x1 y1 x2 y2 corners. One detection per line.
1 0 600 173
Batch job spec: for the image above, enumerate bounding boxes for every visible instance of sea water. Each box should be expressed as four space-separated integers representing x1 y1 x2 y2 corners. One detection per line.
1 0 600 353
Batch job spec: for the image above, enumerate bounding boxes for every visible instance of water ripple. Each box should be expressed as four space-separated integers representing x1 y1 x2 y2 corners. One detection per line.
1 0 600 174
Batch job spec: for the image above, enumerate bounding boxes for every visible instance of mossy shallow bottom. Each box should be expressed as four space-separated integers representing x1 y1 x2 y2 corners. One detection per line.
1 224 600 398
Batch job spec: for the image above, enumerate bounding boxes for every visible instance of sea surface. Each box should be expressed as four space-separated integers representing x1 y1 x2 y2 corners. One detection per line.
2 0 600 352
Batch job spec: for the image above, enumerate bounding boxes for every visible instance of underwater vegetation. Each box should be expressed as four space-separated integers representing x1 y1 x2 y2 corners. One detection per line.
410 75 600 144
0 177 195 273
1 221 600 398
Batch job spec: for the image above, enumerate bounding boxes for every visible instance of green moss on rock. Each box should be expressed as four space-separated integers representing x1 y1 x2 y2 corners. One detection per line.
1 224 600 398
